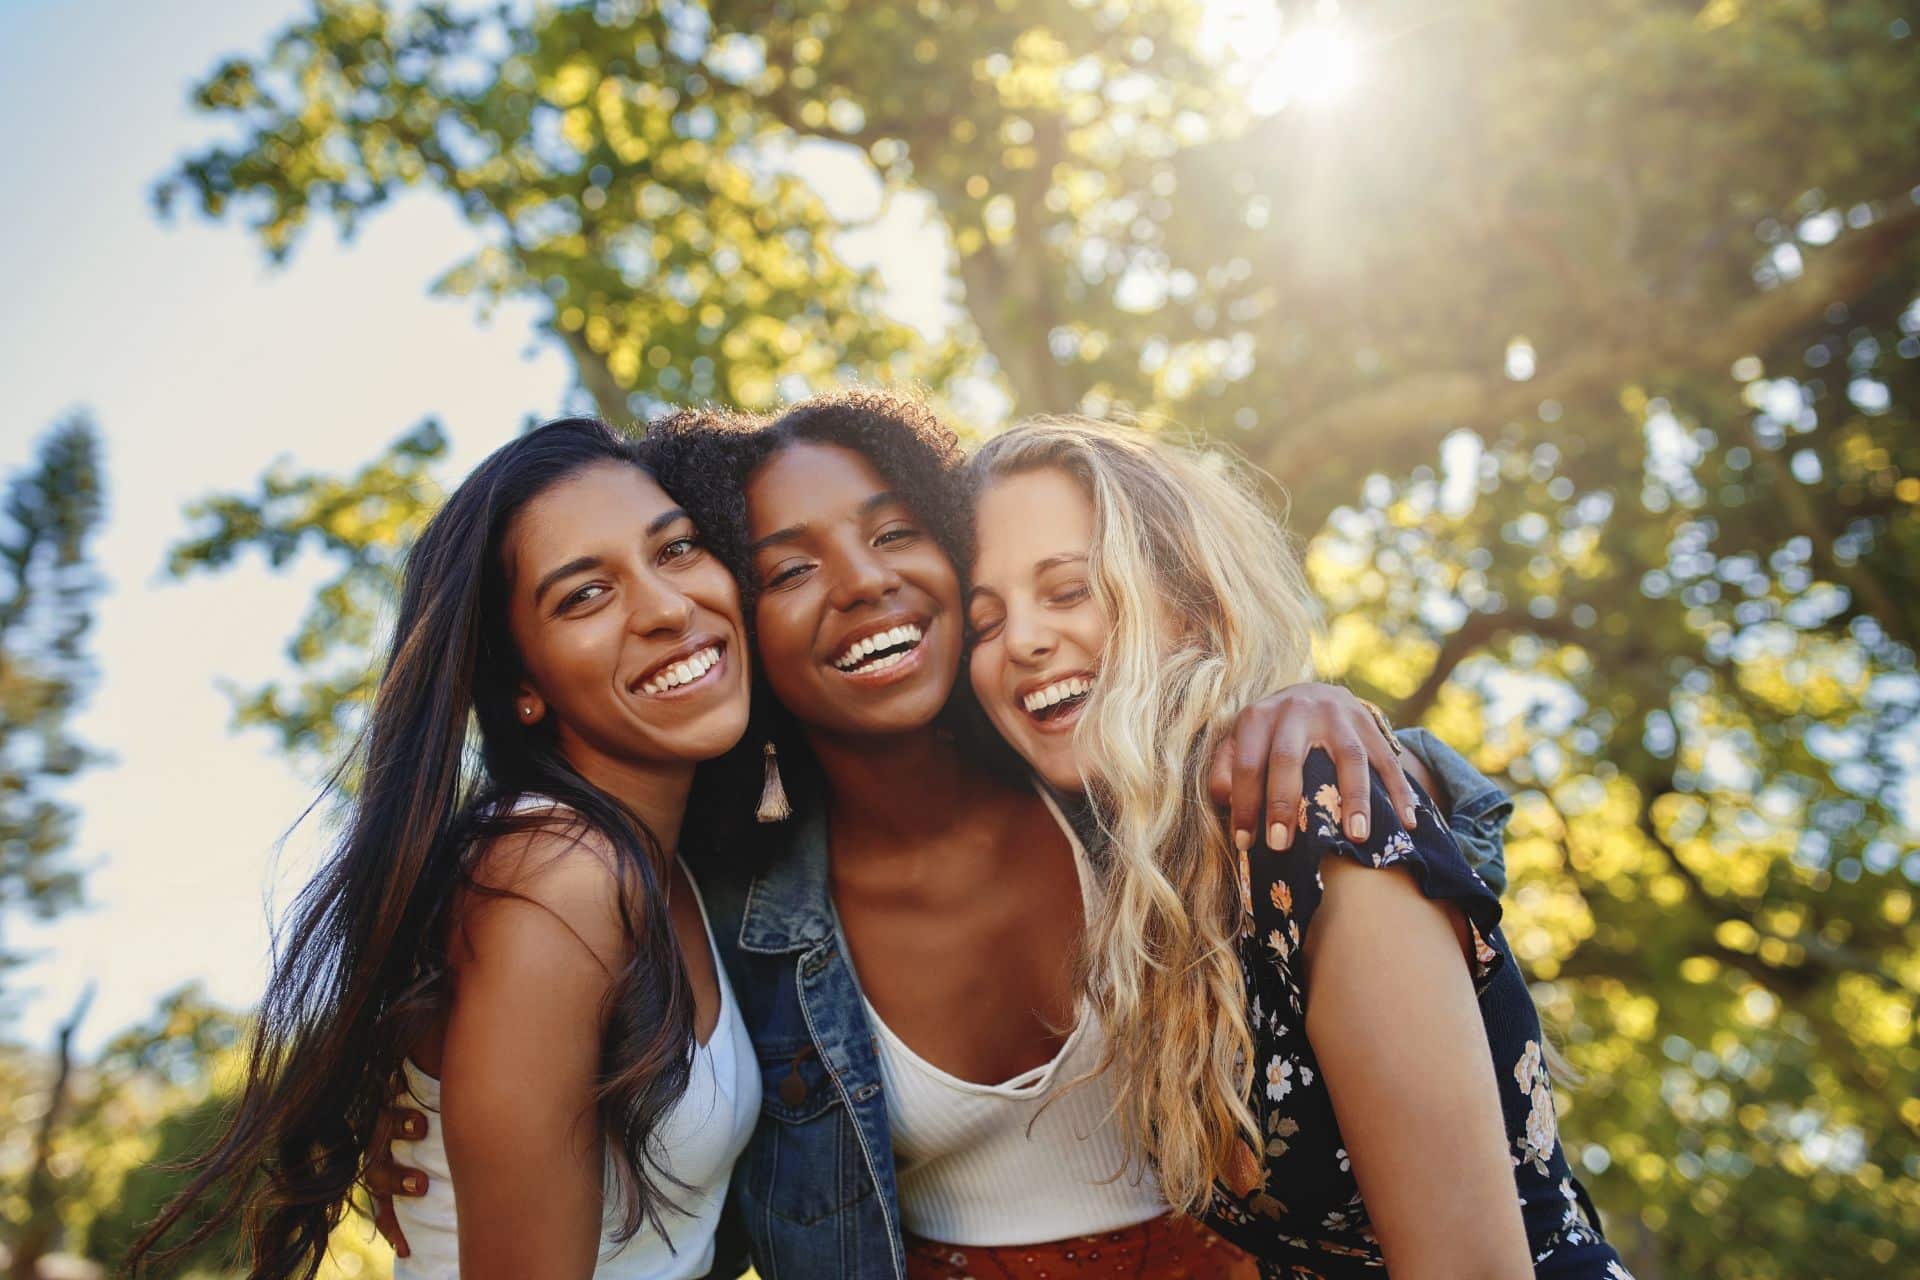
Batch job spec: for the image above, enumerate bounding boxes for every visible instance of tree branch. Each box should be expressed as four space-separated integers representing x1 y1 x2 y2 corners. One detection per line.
1632 782 1902 995
1395 612 1501 725
1260 195 1920 482
942 119 1088 413
1393 608 1591 724
10 984 95 1280
558 328 632 425
1747 434 1917 654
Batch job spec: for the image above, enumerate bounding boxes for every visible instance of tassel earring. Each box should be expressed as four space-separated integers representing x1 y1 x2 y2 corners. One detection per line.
756 741 792 823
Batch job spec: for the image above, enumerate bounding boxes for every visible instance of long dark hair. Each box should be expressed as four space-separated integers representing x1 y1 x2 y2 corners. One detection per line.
638 389 1025 829
129 419 709 1277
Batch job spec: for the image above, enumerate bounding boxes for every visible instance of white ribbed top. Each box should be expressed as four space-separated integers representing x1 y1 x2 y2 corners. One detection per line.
858 787 1167 1246
392 848 759 1279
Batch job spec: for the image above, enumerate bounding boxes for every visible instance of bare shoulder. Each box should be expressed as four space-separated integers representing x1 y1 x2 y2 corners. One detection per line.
467 806 620 894
456 810 639 974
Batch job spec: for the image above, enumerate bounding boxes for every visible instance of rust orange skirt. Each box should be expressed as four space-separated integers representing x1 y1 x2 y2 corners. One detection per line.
905 1213 1257 1279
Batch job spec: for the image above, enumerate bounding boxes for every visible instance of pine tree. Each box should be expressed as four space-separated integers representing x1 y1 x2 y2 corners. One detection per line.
0 416 105 995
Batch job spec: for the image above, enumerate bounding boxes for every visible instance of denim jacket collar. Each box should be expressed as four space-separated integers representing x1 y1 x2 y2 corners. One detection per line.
737 806 838 955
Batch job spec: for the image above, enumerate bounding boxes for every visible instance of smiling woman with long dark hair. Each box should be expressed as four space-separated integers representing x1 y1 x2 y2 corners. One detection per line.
127 417 761 1279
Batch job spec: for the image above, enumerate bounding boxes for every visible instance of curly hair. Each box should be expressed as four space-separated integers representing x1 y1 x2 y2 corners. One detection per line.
640 388 973 613
638 388 1021 829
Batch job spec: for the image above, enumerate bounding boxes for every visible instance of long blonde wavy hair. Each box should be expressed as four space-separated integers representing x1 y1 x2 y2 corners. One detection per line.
969 417 1322 1212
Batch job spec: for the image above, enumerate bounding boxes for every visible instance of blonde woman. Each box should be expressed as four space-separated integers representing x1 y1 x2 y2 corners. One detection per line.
964 420 1634 1279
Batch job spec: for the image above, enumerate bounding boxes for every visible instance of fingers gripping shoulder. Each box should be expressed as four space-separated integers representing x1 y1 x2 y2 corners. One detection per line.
1284 748 1435 867
1250 748 1505 990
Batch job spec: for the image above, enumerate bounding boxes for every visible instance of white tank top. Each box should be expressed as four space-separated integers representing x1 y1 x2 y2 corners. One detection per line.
859 787 1168 1246
391 858 759 1279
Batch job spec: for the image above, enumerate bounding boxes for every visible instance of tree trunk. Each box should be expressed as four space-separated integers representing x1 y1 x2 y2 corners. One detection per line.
10 985 94 1280
557 329 633 426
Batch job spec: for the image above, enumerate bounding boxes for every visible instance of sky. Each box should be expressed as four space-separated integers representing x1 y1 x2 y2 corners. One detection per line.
0 0 955 1054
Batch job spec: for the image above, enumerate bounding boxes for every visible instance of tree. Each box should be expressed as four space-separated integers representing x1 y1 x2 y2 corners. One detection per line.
164 419 448 765
0 985 391 1277
7 986 92 1280
0 416 105 1000
153 0 954 423
160 3 1919 1275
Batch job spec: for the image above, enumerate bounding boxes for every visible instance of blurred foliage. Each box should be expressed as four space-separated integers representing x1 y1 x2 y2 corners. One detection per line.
0 417 103 1001
165 418 448 763
151 0 958 418
151 1 1919 1276
0 986 391 1278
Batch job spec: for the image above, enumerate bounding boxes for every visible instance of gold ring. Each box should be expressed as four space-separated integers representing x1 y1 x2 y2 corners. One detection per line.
1358 697 1404 755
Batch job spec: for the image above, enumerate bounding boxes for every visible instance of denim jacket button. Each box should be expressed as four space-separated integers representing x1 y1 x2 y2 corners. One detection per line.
801 950 829 978
853 1082 881 1103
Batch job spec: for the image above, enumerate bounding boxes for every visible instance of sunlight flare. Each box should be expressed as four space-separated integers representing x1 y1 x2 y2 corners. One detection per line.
1199 0 1364 114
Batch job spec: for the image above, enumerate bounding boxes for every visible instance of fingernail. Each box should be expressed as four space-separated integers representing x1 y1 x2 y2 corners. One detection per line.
1403 806 1419 829
1347 812 1370 842
404 1174 425 1194
1234 829 1253 853
1270 822 1290 850
406 1118 424 1137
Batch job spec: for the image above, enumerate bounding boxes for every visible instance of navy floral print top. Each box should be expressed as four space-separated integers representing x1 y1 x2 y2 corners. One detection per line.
1202 750 1634 1278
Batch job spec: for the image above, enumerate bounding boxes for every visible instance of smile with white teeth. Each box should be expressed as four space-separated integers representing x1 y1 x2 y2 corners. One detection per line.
1022 675 1094 717
639 645 721 696
832 623 924 673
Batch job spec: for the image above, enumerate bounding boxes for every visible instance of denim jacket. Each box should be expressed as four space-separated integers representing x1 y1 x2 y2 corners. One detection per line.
693 731 1509 1279
1397 726 1511 894
695 803 905 1280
